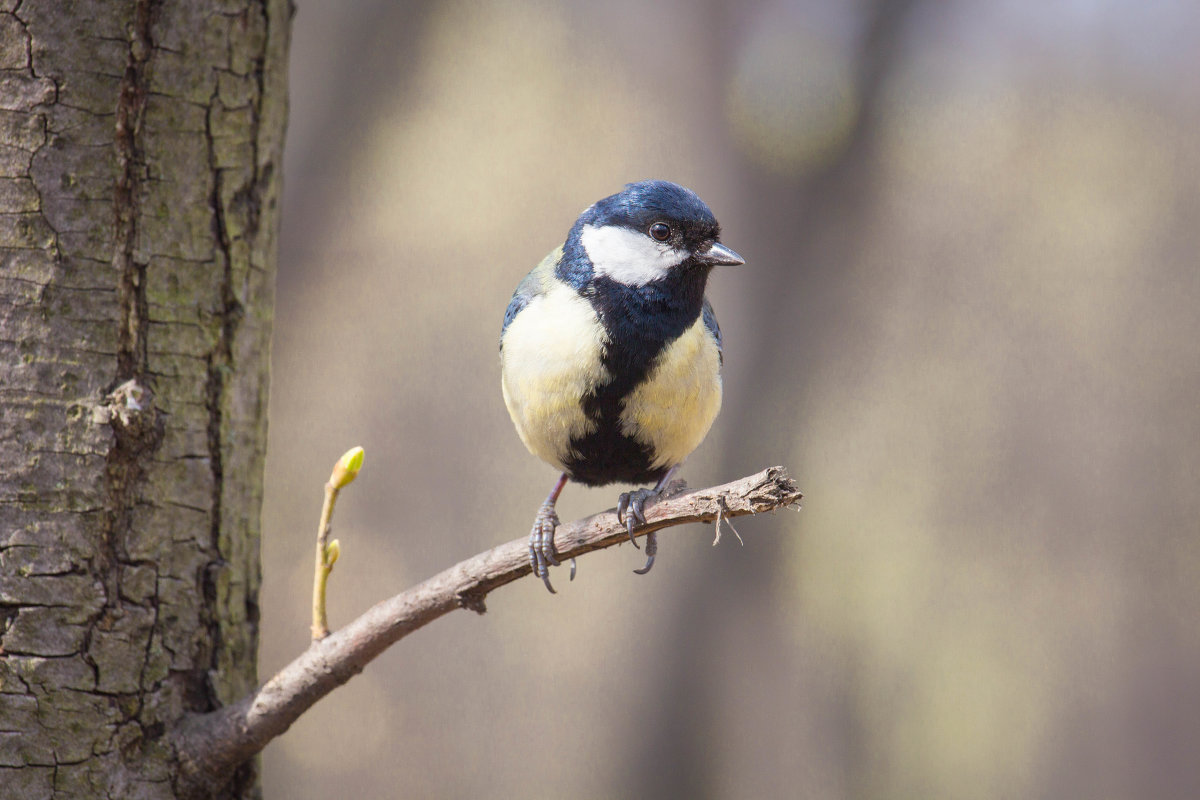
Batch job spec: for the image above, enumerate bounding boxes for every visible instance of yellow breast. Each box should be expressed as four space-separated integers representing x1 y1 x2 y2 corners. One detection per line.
620 315 723 470
501 282 609 470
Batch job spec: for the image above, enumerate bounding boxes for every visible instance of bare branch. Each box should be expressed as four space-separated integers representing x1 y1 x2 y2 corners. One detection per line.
172 466 801 793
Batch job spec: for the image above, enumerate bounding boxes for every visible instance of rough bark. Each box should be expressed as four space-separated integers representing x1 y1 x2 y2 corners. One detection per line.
0 1 289 797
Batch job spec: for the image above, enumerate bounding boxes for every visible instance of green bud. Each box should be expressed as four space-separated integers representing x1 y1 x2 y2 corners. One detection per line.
329 446 364 488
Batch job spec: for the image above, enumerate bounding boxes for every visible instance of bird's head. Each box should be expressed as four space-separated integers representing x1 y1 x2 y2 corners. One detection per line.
562 180 743 288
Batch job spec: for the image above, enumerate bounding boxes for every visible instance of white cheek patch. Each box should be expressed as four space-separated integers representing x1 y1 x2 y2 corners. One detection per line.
581 224 688 286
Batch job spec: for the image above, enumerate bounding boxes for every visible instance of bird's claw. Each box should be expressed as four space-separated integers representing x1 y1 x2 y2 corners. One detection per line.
528 500 561 594
632 531 657 575
617 487 660 550
616 493 638 549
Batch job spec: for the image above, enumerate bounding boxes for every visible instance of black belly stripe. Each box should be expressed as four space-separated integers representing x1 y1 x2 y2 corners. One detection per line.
563 268 710 487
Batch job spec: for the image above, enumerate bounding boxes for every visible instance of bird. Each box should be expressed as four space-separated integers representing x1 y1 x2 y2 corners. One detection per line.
500 180 743 593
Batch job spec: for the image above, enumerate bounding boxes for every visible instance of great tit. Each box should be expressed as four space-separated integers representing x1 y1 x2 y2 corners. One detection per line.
500 180 743 592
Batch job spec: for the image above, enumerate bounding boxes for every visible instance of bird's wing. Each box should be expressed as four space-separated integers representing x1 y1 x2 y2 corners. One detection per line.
501 246 563 347
701 297 723 365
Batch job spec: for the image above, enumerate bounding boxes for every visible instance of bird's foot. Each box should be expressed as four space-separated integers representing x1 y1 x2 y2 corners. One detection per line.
528 500 576 593
617 485 667 573
528 499 561 593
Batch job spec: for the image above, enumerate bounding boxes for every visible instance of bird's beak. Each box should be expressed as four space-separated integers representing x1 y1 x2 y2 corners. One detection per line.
695 241 744 266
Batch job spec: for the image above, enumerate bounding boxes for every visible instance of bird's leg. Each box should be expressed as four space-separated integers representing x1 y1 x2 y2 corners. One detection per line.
617 466 679 575
529 472 571 594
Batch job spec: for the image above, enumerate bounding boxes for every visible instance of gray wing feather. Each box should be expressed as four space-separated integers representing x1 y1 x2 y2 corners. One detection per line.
500 248 561 348
701 297 723 365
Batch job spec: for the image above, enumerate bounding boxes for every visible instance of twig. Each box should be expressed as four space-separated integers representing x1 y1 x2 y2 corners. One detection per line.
311 483 338 640
172 466 801 794
311 447 361 640
712 494 744 547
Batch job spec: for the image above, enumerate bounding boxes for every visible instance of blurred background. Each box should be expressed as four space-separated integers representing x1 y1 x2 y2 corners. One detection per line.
259 0 1200 797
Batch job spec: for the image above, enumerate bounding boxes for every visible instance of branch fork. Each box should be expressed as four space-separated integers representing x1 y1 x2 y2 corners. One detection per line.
173 460 801 795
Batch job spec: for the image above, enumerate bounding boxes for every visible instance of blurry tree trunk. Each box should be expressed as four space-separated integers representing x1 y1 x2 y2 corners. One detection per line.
623 0 919 795
0 1 289 797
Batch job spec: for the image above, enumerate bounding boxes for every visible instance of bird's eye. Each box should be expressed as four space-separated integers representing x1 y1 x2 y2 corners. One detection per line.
649 222 671 242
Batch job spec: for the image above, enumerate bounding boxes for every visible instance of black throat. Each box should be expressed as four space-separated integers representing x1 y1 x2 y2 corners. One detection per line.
563 264 711 486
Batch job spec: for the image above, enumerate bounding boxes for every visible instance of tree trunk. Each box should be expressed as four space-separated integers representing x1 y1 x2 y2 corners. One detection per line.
0 1 289 797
